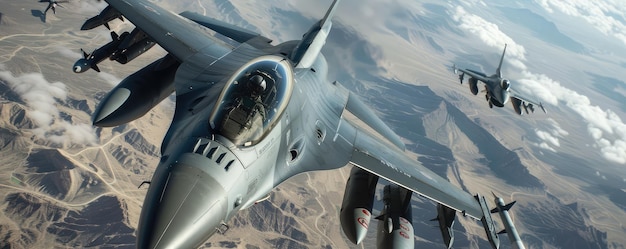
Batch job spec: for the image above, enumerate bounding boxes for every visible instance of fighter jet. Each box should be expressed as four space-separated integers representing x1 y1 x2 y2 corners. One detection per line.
40 0 68 15
452 44 547 115
78 0 512 248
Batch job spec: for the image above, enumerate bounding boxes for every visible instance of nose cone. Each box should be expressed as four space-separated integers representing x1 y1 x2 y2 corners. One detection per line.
73 59 89 73
92 87 130 127
342 208 371 244
137 161 228 249
501 90 510 105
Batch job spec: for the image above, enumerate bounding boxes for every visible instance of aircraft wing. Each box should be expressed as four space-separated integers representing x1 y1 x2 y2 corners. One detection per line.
104 0 234 65
510 89 547 114
347 125 483 219
454 66 489 83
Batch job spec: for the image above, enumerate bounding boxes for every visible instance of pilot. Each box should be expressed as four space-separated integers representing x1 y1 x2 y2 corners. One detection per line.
241 74 267 126
248 74 266 96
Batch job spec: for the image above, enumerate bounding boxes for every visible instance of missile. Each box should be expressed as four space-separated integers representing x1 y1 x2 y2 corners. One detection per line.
376 185 414 249
73 31 127 73
431 203 456 249
111 38 156 64
110 28 155 64
92 54 179 127
491 194 525 249
339 167 378 245
81 5 124 30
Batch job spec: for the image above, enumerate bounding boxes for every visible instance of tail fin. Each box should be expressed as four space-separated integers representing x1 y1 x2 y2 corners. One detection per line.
110 31 119 41
495 44 507 77
80 48 89 59
290 0 340 69
491 201 516 213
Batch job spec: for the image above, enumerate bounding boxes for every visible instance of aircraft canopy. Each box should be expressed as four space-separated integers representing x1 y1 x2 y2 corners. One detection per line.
209 56 294 146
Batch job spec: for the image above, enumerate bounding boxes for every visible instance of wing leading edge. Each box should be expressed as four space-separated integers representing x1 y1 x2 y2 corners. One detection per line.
104 0 233 64
344 120 483 219
454 67 489 83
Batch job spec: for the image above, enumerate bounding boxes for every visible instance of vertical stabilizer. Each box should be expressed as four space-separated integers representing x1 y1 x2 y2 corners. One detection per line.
290 0 340 68
495 44 507 77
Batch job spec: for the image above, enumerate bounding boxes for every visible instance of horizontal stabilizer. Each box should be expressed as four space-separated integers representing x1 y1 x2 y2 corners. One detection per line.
498 229 507 235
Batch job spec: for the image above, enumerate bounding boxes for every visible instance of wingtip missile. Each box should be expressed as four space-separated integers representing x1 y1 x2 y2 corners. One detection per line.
451 64 465 84
492 194 526 249
491 200 516 213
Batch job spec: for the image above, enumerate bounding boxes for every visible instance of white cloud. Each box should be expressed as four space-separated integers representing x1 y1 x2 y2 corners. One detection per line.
534 0 626 46
453 6 626 164
452 6 527 61
532 119 569 152
0 69 98 147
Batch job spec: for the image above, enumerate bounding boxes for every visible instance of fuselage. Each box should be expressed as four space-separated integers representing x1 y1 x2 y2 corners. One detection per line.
484 75 510 107
137 41 354 248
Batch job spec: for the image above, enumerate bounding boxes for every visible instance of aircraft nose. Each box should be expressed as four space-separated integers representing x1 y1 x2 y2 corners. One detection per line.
73 60 88 73
136 159 228 249
92 87 130 126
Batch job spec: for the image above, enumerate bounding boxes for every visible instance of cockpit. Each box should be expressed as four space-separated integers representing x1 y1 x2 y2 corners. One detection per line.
209 56 294 146
501 79 511 91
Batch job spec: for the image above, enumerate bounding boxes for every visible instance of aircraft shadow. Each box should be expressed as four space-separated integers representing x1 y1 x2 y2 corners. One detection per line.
31 9 46 23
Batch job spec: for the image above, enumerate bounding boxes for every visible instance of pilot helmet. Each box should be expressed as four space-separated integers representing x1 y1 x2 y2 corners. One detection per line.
501 79 510 90
248 74 266 95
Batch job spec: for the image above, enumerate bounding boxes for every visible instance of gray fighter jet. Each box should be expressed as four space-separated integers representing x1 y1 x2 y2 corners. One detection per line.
40 0 68 15
79 0 512 248
453 44 547 115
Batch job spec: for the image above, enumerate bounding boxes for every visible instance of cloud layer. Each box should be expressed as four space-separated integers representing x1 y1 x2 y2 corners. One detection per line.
535 0 626 46
0 69 98 147
453 6 626 164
